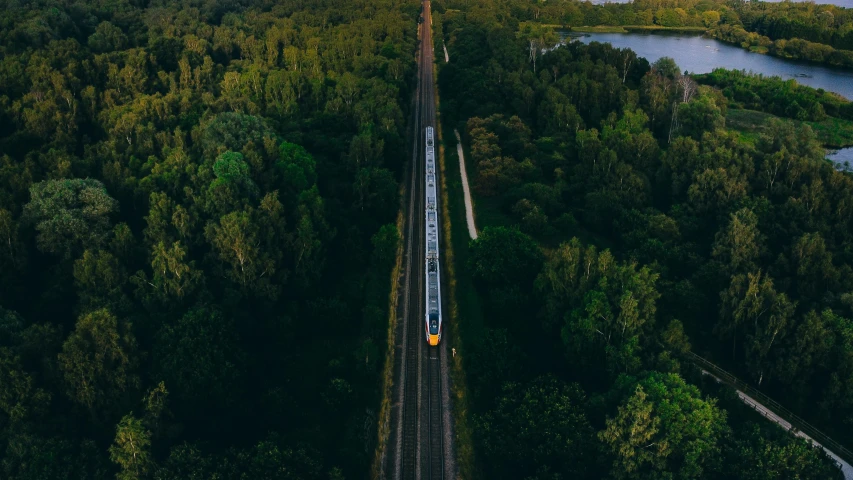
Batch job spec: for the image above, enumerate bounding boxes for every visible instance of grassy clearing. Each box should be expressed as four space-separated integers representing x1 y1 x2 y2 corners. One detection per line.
623 25 707 33
726 108 853 148
568 25 707 34
569 25 627 33
435 55 477 480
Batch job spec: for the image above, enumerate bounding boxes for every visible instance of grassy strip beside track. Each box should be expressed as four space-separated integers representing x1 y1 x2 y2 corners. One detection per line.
371 198 406 479
435 72 477 480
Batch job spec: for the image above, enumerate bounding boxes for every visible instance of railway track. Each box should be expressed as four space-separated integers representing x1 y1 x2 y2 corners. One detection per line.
427 348 443 480
397 1 443 479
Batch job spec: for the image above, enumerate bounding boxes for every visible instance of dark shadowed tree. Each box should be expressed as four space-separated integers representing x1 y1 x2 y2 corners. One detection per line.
154 306 245 414
58 309 139 421
23 179 119 260
475 376 603 479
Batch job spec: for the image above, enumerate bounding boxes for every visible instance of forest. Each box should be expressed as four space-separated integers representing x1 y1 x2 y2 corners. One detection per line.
436 0 853 478
498 0 853 68
0 0 419 477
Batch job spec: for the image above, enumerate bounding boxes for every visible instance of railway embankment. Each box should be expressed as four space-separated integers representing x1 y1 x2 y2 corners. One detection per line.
372 200 406 479
433 48 464 480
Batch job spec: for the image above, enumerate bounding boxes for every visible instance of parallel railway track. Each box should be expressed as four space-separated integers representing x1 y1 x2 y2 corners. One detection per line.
398 1 443 479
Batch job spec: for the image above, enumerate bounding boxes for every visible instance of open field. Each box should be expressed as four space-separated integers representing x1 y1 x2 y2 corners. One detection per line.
726 108 853 149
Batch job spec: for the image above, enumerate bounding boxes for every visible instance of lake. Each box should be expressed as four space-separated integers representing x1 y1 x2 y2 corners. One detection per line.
588 0 852 5
567 31 853 163
829 148 853 171
575 32 853 100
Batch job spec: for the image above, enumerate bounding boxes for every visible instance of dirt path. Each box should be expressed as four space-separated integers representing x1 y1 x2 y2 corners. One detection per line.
443 44 449 63
701 370 853 479
454 129 477 239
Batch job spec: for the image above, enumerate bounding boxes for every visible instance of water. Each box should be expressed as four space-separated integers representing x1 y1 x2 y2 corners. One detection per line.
576 32 853 99
829 148 853 171
589 0 852 5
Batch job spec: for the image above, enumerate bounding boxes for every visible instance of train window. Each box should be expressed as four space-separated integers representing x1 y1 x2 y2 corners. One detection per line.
428 314 439 334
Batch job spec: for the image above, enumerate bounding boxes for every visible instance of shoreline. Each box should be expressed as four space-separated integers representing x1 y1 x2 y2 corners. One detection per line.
555 25 853 71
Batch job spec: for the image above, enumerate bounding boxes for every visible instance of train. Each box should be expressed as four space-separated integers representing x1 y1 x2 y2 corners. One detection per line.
424 126 442 346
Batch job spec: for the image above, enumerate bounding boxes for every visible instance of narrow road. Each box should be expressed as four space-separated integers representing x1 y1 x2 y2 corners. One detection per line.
389 2 452 479
690 352 853 479
701 370 853 479
453 129 477 239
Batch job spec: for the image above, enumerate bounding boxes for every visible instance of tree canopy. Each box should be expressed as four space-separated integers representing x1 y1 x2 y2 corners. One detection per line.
0 0 415 474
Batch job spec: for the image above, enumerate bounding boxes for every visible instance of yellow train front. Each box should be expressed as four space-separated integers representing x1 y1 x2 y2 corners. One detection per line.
427 313 440 346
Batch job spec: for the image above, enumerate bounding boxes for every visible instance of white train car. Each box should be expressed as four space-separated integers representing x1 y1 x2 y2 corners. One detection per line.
424 127 442 346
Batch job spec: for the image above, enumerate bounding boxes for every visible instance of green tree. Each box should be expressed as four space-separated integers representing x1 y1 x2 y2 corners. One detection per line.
1 434 109 480
792 232 838 302
468 227 543 325
600 372 727 480
238 436 326 480
657 319 691 372
724 423 843 480
517 22 558 73
687 168 747 215
148 241 202 303
109 414 152 480
73 249 128 312
536 238 604 330
58 309 139 419
353 167 398 222
702 11 721 28
276 141 318 197
711 208 763 275
199 113 278 159
143 381 170 438
677 93 724 140
87 22 127 53
208 151 258 211
775 310 834 394
564 259 660 375
23 179 119 260
370 223 399 267
0 348 50 426
205 209 277 298
718 271 795 385
0 208 26 275
467 328 526 404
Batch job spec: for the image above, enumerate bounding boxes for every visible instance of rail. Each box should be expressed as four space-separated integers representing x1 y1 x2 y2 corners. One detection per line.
686 352 853 466
427 348 444 479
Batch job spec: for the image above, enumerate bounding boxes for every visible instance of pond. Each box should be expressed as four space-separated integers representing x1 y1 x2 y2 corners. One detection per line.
829 148 853 171
574 32 853 99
